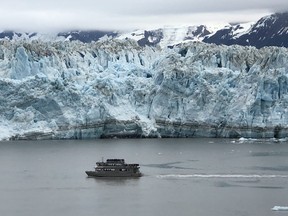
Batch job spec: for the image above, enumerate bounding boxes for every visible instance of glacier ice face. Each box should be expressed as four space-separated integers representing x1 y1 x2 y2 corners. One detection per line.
0 38 288 140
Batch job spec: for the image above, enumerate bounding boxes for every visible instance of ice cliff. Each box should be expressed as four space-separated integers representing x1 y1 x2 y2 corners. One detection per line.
1 38 288 140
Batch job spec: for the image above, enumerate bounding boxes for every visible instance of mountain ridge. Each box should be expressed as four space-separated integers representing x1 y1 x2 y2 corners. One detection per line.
1 12 287 49
204 12 288 48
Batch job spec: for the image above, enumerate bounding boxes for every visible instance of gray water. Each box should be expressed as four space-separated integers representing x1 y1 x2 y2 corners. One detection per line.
0 138 288 216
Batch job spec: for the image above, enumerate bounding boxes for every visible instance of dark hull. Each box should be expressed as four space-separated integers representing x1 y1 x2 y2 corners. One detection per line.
85 171 142 178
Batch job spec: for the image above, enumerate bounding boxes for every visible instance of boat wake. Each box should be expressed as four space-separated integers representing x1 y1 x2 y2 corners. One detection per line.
157 174 288 179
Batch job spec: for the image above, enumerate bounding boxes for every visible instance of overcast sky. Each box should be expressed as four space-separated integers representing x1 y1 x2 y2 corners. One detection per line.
0 0 287 32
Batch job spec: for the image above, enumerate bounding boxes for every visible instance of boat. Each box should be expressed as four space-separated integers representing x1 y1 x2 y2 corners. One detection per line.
85 159 142 177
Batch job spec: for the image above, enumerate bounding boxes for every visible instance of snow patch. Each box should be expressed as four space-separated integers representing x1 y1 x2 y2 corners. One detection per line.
232 22 255 39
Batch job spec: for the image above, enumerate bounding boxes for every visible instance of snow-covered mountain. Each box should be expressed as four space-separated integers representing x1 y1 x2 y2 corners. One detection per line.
125 12 288 48
204 12 288 48
0 30 117 43
1 39 288 140
202 22 254 46
117 24 226 47
57 30 117 43
0 24 225 47
1 12 287 49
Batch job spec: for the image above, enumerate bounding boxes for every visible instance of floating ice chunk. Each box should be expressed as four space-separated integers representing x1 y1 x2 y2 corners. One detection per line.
278 137 288 142
239 137 258 142
271 206 288 211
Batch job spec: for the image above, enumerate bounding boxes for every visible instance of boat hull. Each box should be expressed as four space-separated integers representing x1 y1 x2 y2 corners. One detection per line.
85 171 142 178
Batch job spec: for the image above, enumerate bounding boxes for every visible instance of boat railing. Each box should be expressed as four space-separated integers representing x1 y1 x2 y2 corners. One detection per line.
96 159 139 167
96 162 139 167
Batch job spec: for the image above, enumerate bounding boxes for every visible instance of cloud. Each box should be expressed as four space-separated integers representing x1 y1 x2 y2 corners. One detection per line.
0 0 287 31
118 0 288 15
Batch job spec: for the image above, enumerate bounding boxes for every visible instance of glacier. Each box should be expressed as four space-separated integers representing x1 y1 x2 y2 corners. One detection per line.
0 38 288 140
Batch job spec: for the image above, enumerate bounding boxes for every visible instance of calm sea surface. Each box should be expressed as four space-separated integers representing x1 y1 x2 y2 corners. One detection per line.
0 138 288 216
